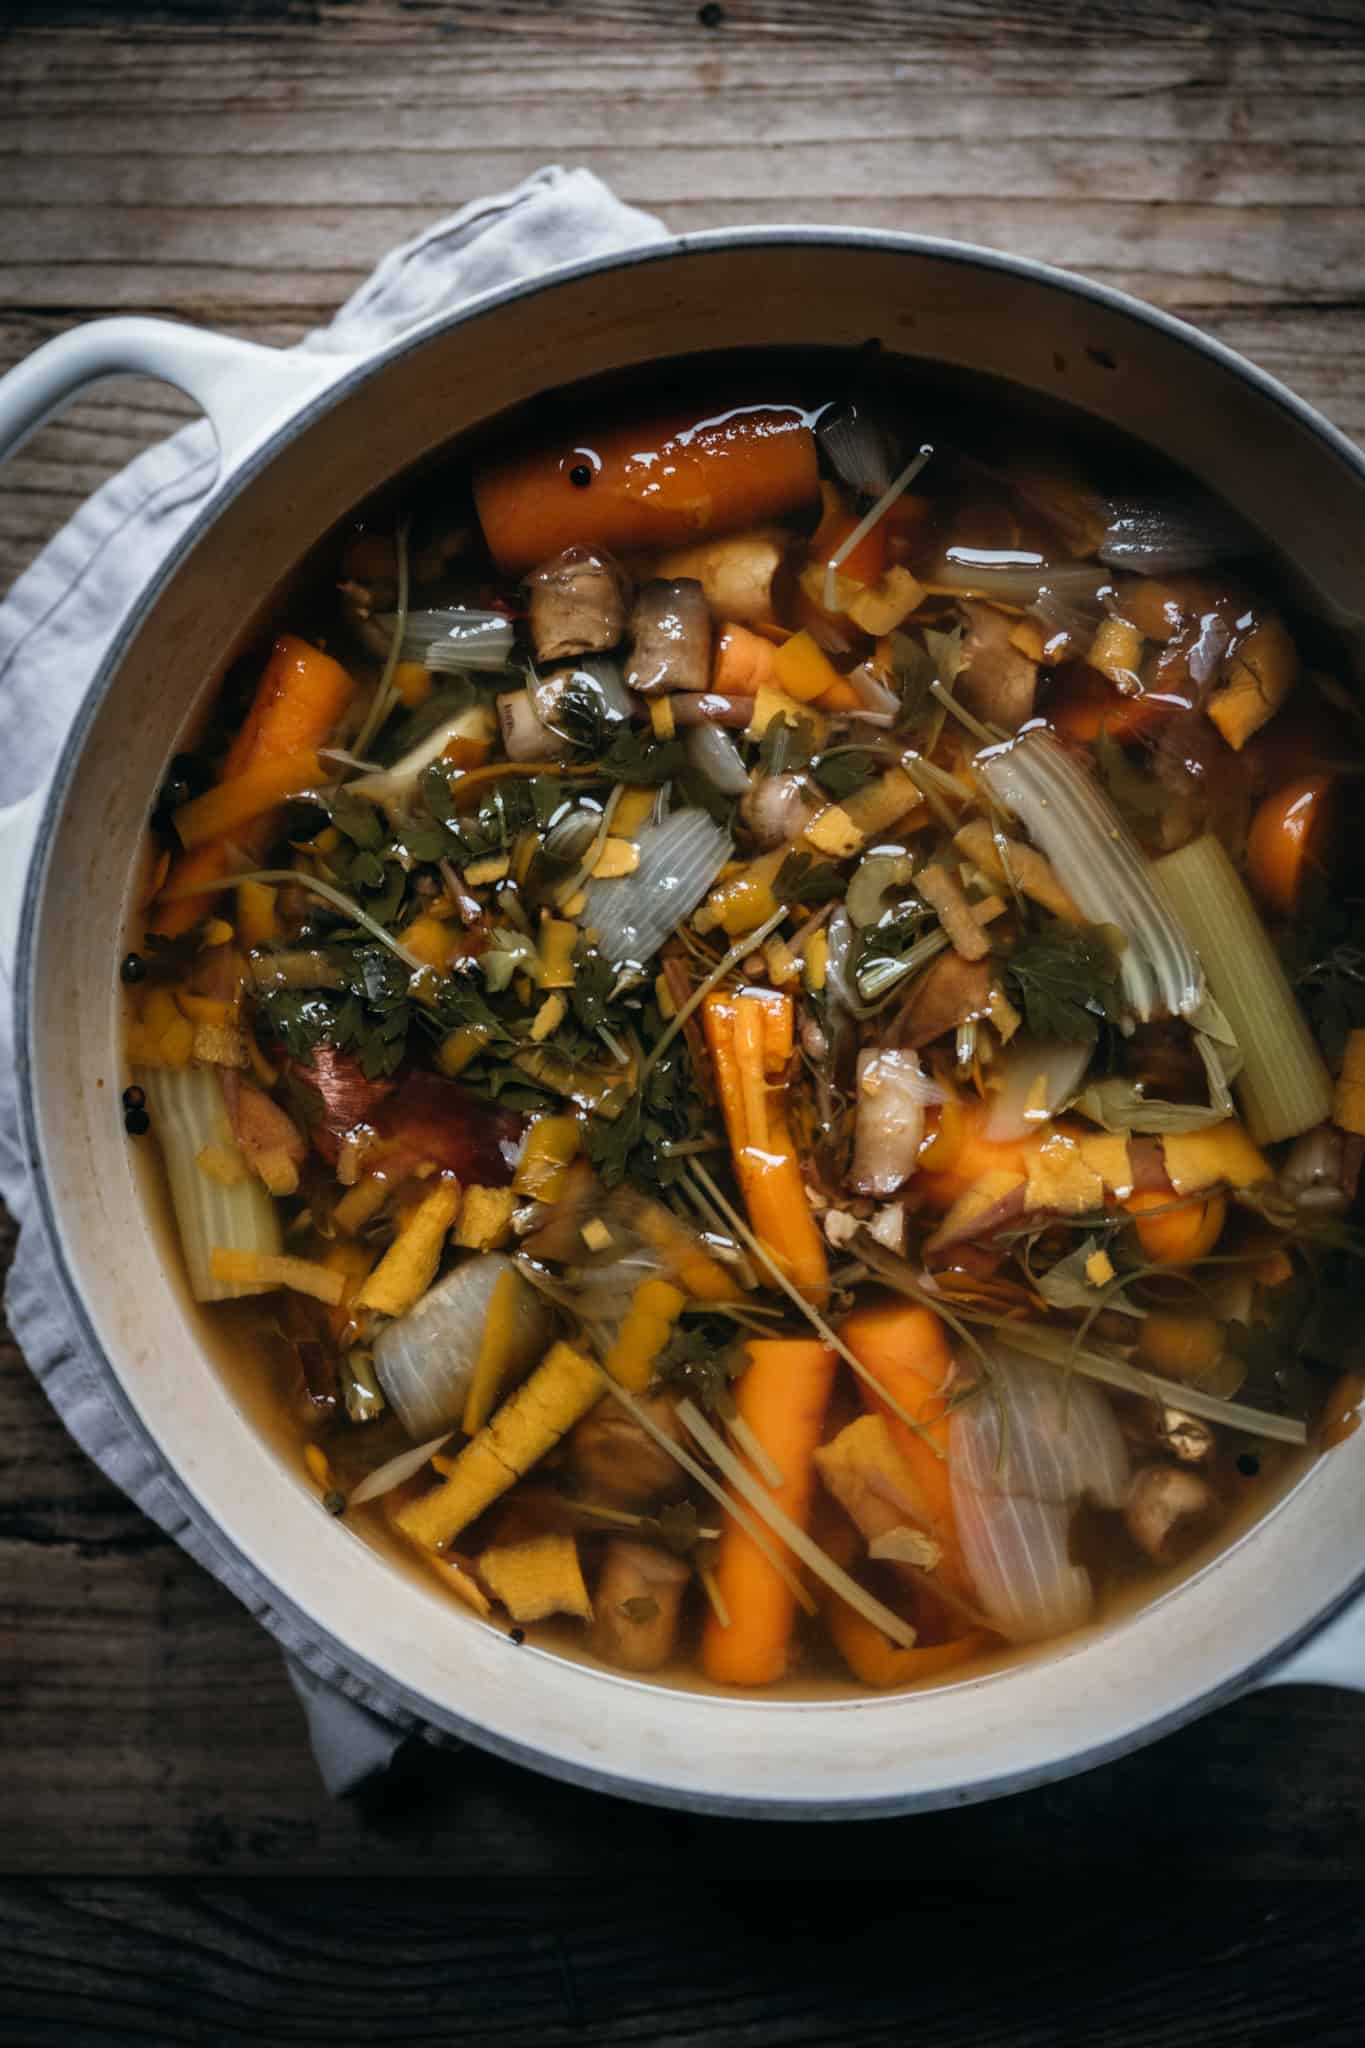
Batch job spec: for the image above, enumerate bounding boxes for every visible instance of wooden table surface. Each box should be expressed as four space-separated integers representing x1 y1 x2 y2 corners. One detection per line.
3 0 1365 2033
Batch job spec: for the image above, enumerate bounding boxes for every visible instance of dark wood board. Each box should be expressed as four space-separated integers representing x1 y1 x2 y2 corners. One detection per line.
2 0 1364 2028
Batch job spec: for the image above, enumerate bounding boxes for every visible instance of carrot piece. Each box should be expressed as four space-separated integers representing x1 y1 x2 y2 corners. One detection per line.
824 1601 988 1689
809 481 888 589
702 990 829 1305
1246 773 1337 917
772 629 844 705
839 1299 974 1607
473 403 820 574
1125 1187 1227 1264
170 749 323 850
712 623 777 696
914 1100 1032 1208
814 676 864 712
152 635 354 936
700 1336 839 1686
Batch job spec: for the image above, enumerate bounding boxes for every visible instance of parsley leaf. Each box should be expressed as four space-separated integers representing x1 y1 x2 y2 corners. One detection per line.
652 1315 746 1412
600 725 684 784
1287 894 1365 1070
998 924 1122 1045
569 943 616 1034
758 713 817 776
889 624 965 735
327 791 385 850
812 748 878 800
775 848 843 905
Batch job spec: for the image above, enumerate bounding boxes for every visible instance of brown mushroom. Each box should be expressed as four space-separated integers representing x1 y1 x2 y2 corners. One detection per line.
565 1394 687 1506
956 600 1038 731
626 577 711 696
740 772 821 849
1123 1464 1222 1564
589 1538 691 1673
526 545 627 663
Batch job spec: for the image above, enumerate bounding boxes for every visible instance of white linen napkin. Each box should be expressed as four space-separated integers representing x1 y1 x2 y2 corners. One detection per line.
0 167 666 1794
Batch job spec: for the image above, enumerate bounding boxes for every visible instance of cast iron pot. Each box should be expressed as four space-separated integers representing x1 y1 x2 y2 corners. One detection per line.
3 232 1363 1817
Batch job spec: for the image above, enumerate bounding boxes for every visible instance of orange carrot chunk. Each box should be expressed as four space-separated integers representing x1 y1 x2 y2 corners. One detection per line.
1246 773 1337 917
152 634 354 937
702 989 829 1305
473 404 820 575
701 1336 838 1687
1125 1187 1227 1265
839 1299 974 1608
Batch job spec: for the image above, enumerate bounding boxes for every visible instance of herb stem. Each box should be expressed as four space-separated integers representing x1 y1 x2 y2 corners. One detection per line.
642 904 789 1083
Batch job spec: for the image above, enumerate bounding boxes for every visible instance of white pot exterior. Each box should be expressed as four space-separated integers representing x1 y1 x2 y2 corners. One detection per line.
13 233 1365 1814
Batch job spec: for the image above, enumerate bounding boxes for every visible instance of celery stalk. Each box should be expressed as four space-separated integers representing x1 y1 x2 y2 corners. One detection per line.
1154 835 1332 1145
139 1064 283 1301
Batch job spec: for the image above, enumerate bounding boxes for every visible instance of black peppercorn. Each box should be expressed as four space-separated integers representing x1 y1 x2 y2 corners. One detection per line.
509 1627 526 1645
120 952 147 985
699 2 725 24
1236 1452 1260 1478
124 1106 151 1137
323 1490 347 1517
122 1085 146 1111
568 462 592 489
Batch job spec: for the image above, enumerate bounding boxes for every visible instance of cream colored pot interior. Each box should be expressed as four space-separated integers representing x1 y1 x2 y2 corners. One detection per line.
21 237 1365 1812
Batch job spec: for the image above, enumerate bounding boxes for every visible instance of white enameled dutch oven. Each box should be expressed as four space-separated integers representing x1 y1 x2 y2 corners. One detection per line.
4 233 1364 1817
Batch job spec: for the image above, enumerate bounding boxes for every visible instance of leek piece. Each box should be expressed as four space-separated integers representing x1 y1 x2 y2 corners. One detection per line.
1154 834 1332 1146
139 1063 282 1302
978 728 1203 1022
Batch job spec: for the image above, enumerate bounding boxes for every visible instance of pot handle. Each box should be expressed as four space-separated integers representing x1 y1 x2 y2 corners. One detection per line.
0 316 357 479
1256 1593 1365 1693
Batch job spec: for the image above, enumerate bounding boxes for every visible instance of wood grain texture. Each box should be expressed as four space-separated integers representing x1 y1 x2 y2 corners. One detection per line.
2 0 1365 1946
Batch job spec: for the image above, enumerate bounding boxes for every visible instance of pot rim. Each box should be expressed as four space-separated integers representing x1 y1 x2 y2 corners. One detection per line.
16 225 1365 1818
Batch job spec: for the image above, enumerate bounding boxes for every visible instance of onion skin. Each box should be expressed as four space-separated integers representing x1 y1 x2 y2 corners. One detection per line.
950 1347 1130 1643
373 1253 553 1439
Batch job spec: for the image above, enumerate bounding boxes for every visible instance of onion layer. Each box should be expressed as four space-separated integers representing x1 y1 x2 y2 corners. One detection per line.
950 1346 1130 1643
851 1048 940 1195
581 808 732 975
372 1253 553 1439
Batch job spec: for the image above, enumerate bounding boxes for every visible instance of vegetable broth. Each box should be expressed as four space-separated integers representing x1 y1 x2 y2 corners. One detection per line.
123 350 1365 1703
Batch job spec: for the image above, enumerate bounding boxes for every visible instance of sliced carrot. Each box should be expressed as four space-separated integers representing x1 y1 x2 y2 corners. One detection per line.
1125 1187 1227 1264
702 990 829 1305
152 635 354 937
824 1601 988 1689
772 629 844 705
809 481 888 589
914 1101 1032 1209
171 749 323 850
701 1336 838 1687
1246 773 1337 917
712 623 777 697
839 1300 974 1608
473 403 820 574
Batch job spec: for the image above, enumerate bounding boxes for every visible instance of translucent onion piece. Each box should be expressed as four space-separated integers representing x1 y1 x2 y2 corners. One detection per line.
348 1432 454 1507
851 1048 936 1195
683 721 752 797
372 1253 553 1439
1098 493 1253 576
984 1036 1092 1142
347 709 489 809
932 559 1112 608
816 400 899 498
978 727 1204 1022
534 655 633 739
373 607 514 673
580 807 732 974
950 1347 1130 1643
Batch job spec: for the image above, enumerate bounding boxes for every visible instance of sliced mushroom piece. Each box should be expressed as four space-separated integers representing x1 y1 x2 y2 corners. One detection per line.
565 1393 688 1506
526 544 627 663
894 951 992 1050
497 686 571 762
626 577 711 696
956 600 1038 731
590 1538 691 1673
1123 1463 1222 1564
740 771 822 849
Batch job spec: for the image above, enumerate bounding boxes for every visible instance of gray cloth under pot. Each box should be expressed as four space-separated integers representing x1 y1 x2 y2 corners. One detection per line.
0 168 667 1794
